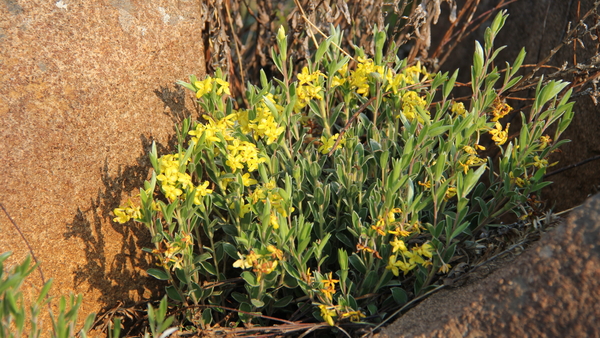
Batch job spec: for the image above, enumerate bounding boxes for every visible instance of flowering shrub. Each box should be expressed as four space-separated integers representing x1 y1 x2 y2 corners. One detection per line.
114 11 573 331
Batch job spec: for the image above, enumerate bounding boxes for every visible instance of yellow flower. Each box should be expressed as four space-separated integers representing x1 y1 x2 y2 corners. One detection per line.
341 310 366 322
403 250 425 265
194 77 214 98
318 133 345 154
371 224 386 236
297 67 326 85
267 245 283 260
386 255 415 276
444 187 457 201
215 78 231 95
269 212 279 229
509 171 527 188
319 305 337 326
163 184 183 201
451 101 467 117
413 243 433 259
439 262 452 274
233 253 251 269
349 57 384 97
113 208 130 224
385 70 406 94
539 135 552 149
388 226 411 237
463 145 477 155
490 98 512 122
403 61 429 84
400 91 429 123
389 237 407 253
322 272 339 289
460 155 487 174
331 63 349 87
193 181 213 204
418 180 431 189
241 173 258 187
532 156 548 169
489 122 510 145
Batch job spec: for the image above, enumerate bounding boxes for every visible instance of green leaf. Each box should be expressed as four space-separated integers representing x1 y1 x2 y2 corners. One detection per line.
491 10 508 36
222 242 239 260
450 221 470 241
348 254 367 275
510 47 526 78
443 69 459 100
472 41 484 81
391 287 407 305
202 308 213 325
200 261 217 276
231 292 249 304
175 268 188 284
374 26 386 64
241 271 259 287
273 295 294 308
251 299 265 308
176 80 197 93
315 37 332 64
336 232 354 249
193 252 212 264
165 286 182 302
147 268 170 281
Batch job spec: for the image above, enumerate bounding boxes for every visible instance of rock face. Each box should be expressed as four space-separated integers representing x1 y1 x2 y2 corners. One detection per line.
0 0 205 324
376 192 600 338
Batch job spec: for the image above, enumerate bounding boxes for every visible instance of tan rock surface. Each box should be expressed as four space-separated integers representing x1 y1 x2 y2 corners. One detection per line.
0 0 205 326
376 193 600 338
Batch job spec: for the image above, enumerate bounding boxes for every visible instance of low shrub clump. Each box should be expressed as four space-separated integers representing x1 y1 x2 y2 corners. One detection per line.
114 11 573 334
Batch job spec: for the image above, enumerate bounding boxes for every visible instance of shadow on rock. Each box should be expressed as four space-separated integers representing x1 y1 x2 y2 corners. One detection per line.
63 84 193 318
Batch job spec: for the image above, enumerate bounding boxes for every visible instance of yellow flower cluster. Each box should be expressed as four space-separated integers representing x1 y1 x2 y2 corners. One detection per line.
236 94 286 144
539 135 552 149
188 114 236 146
193 76 231 98
156 153 212 203
317 133 346 154
245 179 295 228
509 171 528 188
489 122 510 145
400 91 429 123
319 305 337 326
459 145 487 174
153 233 192 270
319 272 339 302
490 98 512 122
226 139 266 173
233 245 283 281
385 61 429 95
451 101 467 117
349 57 384 96
295 67 326 111
386 241 433 276
113 200 142 224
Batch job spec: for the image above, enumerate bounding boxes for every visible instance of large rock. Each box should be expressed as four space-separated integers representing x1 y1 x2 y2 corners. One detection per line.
0 0 205 325
376 193 600 337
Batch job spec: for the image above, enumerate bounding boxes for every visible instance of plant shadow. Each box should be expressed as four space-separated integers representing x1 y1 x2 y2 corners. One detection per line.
62 83 193 325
